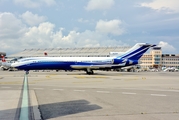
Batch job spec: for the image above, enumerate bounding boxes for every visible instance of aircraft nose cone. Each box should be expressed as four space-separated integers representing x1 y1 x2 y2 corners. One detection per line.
11 63 16 67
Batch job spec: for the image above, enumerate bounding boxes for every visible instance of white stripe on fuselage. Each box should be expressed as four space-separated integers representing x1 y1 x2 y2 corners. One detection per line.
11 57 115 67
19 57 114 62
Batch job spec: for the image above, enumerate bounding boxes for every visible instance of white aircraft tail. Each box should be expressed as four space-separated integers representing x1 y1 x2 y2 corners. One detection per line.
1 55 6 62
117 43 156 60
1 55 10 68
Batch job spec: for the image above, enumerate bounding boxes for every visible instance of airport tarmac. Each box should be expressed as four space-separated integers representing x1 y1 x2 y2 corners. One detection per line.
0 70 179 120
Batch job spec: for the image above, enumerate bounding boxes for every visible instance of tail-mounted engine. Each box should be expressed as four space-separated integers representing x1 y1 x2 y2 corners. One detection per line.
112 58 139 65
112 58 127 64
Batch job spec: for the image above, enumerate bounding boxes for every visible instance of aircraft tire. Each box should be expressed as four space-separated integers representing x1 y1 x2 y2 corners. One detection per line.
25 71 29 75
86 70 94 75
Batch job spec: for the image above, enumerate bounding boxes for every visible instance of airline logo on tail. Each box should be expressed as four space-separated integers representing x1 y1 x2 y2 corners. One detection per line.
119 43 156 60
1 55 6 62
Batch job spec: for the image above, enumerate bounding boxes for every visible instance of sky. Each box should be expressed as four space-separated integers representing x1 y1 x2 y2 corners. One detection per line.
0 0 179 55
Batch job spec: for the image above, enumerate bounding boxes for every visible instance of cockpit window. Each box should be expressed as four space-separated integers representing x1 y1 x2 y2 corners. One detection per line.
18 58 36 62
9 58 19 63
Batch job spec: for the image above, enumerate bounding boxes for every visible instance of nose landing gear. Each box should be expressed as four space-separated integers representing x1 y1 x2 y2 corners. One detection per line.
25 71 29 75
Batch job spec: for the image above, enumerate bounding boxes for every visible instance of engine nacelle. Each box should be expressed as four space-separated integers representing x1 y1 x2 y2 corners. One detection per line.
112 58 126 64
112 58 139 65
127 59 139 65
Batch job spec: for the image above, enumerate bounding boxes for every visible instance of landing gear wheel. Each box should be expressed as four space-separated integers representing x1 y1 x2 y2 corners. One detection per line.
25 71 29 75
86 70 94 75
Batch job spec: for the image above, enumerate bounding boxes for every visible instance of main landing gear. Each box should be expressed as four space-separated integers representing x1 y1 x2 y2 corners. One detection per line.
86 69 94 75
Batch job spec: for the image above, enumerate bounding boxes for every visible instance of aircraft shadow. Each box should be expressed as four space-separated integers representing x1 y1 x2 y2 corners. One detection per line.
67 72 138 76
39 99 102 119
0 99 102 120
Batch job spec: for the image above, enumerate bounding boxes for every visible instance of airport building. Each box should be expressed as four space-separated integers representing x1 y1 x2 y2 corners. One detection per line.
161 54 179 68
7 46 179 70
8 46 131 58
140 47 179 69
140 47 162 69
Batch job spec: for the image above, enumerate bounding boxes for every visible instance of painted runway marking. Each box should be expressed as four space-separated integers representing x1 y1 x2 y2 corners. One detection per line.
119 88 179 93
20 75 29 120
74 90 85 92
122 92 136 95
53 89 64 91
96 91 110 93
33 88 43 90
151 94 167 97
1 87 11 88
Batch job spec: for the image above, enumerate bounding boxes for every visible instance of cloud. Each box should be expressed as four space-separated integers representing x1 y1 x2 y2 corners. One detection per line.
0 12 126 54
141 0 179 13
22 23 125 49
21 11 47 26
78 18 89 23
158 41 176 53
0 12 28 53
85 0 114 11
43 0 56 6
95 19 124 35
23 22 55 48
14 0 56 8
0 12 27 39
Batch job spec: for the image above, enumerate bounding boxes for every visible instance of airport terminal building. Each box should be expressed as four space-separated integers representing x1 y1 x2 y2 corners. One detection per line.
140 47 179 69
7 46 179 70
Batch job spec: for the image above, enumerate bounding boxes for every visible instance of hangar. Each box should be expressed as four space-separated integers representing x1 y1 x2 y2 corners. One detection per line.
8 46 131 58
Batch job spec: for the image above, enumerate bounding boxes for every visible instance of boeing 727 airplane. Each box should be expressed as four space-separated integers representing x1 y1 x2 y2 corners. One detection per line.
2 43 156 74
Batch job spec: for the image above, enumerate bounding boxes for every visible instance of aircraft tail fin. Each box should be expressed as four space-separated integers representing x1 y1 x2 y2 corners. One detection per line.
1 55 6 62
118 43 156 60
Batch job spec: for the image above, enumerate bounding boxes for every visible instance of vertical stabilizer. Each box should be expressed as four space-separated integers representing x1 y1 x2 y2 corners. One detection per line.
118 43 156 60
1 55 6 62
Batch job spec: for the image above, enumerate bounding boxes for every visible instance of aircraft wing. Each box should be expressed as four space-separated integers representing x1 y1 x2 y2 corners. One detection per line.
70 63 126 69
121 66 134 69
